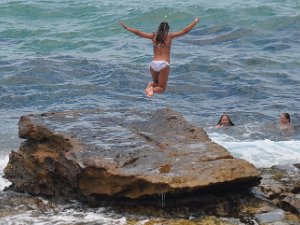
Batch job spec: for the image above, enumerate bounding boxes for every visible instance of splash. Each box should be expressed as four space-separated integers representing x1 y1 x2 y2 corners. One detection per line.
210 133 300 168
0 154 11 191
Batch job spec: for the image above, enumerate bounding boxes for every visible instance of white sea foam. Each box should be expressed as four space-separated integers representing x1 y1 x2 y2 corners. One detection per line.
0 208 127 225
209 132 300 168
0 154 11 191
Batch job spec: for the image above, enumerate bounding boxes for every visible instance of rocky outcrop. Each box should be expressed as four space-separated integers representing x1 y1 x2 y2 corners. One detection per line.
4 108 260 200
255 164 300 216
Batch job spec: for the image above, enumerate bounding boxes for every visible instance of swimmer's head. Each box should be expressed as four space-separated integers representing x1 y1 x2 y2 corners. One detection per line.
158 22 170 33
155 22 170 45
280 113 290 124
217 114 235 127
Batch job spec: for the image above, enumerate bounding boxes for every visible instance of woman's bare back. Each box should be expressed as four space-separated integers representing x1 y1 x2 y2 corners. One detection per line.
152 34 172 62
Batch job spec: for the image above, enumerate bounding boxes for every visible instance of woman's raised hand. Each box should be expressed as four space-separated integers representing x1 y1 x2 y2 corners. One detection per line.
119 21 127 29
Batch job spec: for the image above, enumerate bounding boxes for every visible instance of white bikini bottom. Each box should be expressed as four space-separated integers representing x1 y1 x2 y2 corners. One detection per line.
150 60 170 72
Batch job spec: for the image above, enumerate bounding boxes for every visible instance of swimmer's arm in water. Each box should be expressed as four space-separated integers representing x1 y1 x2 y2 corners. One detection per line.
169 18 200 39
119 22 154 39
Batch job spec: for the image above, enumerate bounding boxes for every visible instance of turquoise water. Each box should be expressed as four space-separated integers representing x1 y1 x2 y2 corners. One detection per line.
0 0 299 115
1 0 300 171
0 0 300 223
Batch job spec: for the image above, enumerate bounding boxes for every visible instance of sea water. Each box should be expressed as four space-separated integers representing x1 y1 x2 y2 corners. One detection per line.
0 0 299 223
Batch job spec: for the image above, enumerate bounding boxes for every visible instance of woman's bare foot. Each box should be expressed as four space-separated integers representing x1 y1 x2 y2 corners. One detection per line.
147 86 154 97
144 82 154 97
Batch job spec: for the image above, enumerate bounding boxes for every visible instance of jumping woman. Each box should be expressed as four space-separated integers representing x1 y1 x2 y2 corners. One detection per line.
119 18 200 97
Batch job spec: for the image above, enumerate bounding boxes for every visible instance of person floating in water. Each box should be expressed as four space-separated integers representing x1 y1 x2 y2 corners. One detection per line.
279 113 294 132
119 18 200 97
216 114 235 128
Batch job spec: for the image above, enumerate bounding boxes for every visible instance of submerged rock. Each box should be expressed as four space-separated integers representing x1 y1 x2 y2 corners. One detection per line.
4 108 260 200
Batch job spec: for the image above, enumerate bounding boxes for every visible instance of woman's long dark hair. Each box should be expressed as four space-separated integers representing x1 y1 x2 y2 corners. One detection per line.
155 22 170 45
216 114 235 126
282 113 291 123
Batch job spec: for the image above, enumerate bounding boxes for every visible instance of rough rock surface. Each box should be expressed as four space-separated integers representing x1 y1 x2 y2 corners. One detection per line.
255 164 300 216
4 108 260 200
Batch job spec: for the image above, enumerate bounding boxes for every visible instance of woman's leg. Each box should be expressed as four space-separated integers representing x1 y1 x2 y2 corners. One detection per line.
150 66 159 84
145 66 159 96
153 66 170 94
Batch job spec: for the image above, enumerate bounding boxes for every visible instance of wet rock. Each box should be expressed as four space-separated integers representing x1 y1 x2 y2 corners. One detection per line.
127 217 242 225
4 108 260 200
254 209 285 223
0 191 52 219
280 194 300 215
294 163 300 170
254 164 300 218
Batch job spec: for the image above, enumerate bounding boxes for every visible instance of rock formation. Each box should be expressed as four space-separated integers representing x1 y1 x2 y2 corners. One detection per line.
4 108 260 200
255 164 300 216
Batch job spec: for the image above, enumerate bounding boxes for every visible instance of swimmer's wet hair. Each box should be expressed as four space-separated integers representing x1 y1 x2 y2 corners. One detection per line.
156 22 170 45
282 113 291 123
216 114 235 126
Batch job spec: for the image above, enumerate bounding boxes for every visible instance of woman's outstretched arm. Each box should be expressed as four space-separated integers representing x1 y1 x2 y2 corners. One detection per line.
169 18 200 39
119 22 154 39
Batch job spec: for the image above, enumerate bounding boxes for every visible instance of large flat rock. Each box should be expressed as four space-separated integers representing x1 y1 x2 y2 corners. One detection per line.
4 108 260 199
